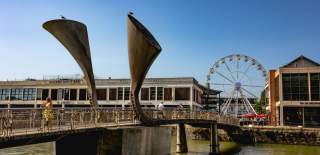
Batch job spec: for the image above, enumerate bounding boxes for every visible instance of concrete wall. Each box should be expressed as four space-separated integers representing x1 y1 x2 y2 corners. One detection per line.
55 126 171 155
192 127 320 146
121 127 171 155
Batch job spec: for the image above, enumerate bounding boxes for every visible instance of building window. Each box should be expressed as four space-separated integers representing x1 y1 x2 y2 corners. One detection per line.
141 88 149 100
283 107 303 126
164 88 172 101
23 88 36 101
304 107 320 127
311 73 320 101
42 89 49 100
157 87 163 100
124 87 130 100
175 87 190 100
51 89 58 100
0 89 10 100
79 89 87 100
64 89 70 100
282 73 309 101
197 91 202 104
150 87 156 100
193 89 196 101
10 88 24 100
57 89 64 100
70 89 77 100
117 87 123 100
109 88 117 100
36 89 42 100
97 89 107 100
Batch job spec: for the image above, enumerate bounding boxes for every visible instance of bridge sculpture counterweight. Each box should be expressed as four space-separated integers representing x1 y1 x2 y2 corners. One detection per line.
127 13 235 154
43 19 98 107
127 13 162 126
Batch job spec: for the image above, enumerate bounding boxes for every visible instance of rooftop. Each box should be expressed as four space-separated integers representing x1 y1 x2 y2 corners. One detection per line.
281 55 320 68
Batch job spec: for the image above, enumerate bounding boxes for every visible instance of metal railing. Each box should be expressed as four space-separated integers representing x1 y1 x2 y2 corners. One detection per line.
0 107 239 137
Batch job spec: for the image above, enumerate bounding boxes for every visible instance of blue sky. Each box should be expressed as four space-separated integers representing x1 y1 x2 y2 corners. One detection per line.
1 0 320 85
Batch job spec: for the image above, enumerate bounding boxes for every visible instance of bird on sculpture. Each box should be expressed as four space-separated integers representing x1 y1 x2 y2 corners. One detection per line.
60 15 66 19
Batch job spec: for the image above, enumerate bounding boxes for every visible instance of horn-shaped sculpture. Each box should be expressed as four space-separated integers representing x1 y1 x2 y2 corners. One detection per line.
128 13 162 125
43 19 97 107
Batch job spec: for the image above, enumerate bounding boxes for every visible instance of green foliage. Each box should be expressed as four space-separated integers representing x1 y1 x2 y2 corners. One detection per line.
254 89 266 114
259 89 266 105
254 100 264 114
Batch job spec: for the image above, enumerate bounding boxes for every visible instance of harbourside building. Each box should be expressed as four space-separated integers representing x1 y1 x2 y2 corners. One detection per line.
268 55 320 127
0 76 218 110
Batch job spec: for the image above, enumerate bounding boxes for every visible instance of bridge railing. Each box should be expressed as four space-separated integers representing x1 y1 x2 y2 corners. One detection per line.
143 109 239 125
0 108 239 137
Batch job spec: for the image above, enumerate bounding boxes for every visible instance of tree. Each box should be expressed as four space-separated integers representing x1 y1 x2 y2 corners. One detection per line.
254 89 267 114
254 100 264 114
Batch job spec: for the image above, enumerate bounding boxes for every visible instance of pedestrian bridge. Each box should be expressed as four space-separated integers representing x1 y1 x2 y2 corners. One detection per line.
0 107 239 137
0 107 239 153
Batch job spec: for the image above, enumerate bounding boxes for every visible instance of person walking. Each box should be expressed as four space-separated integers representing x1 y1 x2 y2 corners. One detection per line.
158 102 164 119
42 97 53 131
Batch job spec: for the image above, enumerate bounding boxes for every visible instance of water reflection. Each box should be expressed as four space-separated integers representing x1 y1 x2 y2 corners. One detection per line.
0 138 319 155
0 142 54 155
238 144 320 155
171 136 320 155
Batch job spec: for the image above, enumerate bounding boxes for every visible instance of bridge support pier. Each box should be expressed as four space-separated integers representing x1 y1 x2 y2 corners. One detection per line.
209 123 220 155
176 123 188 153
56 130 108 155
55 127 171 155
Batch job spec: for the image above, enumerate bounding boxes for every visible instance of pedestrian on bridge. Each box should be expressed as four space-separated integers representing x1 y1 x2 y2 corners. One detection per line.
158 102 165 119
42 97 53 131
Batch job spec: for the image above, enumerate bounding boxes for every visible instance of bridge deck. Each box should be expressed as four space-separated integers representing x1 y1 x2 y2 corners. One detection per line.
0 108 239 149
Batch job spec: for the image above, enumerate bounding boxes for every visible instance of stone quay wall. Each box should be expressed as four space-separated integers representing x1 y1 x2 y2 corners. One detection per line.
192 126 320 146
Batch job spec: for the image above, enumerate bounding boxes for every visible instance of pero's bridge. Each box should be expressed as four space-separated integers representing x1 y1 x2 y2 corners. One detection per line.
0 107 239 154
0 107 239 138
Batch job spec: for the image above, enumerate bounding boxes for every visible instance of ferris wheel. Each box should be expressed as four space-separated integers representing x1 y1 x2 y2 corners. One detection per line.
206 54 267 116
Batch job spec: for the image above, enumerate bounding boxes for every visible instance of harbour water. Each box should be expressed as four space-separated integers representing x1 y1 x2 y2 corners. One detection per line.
0 138 320 155
170 136 320 155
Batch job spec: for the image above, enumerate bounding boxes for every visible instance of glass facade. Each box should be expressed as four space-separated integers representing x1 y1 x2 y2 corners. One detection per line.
164 88 172 101
109 88 117 100
10 88 24 100
304 107 320 127
175 87 190 101
51 89 58 100
150 87 156 100
42 89 49 100
283 107 320 127
70 89 77 100
64 89 70 100
141 88 149 101
283 107 303 126
157 87 163 100
36 88 42 100
79 89 87 100
23 88 36 101
97 89 107 100
282 73 309 101
310 73 320 101
117 87 123 100
0 89 10 100
0 84 198 108
57 89 64 100
124 87 130 100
